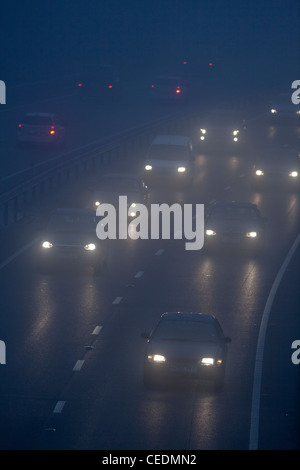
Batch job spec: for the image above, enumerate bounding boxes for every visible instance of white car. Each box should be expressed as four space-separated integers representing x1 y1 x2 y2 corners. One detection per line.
17 112 65 145
143 134 194 186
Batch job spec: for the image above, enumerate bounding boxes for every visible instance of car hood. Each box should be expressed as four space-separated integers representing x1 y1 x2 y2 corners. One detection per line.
146 159 189 169
41 231 98 246
147 339 223 360
206 219 262 232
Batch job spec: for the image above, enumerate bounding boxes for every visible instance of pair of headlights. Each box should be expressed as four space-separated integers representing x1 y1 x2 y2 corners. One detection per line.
206 230 257 238
256 170 298 177
145 165 186 173
42 241 96 251
147 354 221 365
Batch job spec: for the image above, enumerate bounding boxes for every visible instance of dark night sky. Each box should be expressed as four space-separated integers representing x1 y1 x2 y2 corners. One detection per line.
1 0 299 91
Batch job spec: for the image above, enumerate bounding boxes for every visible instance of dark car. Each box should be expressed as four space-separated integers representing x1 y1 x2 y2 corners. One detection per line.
141 312 231 390
251 147 300 191
198 108 247 149
150 75 187 102
204 201 267 254
77 63 121 101
37 208 107 272
90 173 149 216
17 112 65 146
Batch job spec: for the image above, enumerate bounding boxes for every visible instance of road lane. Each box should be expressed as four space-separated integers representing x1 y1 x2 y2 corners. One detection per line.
0 115 299 450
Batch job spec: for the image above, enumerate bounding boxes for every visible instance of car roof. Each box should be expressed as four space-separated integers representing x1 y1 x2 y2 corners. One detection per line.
160 312 217 323
151 135 191 146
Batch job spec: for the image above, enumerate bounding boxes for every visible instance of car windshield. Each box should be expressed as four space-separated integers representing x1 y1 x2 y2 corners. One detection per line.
148 144 188 161
46 213 97 232
209 206 258 221
152 320 219 342
22 116 53 126
99 177 141 192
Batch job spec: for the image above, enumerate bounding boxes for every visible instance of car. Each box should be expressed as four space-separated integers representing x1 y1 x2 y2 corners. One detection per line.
143 134 194 187
268 92 300 120
141 312 231 390
77 63 121 101
17 112 65 146
37 208 107 272
150 75 187 102
204 201 267 254
251 147 300 191
198 108 247 149
89 173 149 216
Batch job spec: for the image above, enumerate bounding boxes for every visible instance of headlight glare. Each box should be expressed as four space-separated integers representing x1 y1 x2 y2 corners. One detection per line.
145 164 152 171
42 241 53 249
289 171 298 177
256 169 264 176
201 357 214 365
246 232 257 238
177 166 186 173
206 229 216 236
84 243 96 251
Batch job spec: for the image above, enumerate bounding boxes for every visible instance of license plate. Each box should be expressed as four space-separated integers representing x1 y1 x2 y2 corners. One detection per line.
170 363 197 373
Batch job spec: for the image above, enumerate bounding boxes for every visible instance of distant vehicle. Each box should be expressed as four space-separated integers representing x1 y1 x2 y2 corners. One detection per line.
38 208 107 272
268 92 300 120
141 312 231 390
90 173 149 216
251 147 300 190
143 134 194 186
204 201 267 254
77 63 121 101
150 75 187 102
17 112 65 146
198 108 247 149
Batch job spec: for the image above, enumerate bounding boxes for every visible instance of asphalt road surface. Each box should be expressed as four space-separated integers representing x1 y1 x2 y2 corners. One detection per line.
0 82 299 450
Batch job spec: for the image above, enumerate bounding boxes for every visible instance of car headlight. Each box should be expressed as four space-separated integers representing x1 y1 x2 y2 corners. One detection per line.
296 110 300 115
147 354 166 363
42 241 53 249
233 137 238 142
206 229 216 236
145 164 152 171
177 166 186 173
200 135 205 140
84 243 96 251
233 130 239 135
201 357 215 365
95 201 101 207
246 232 257 238
271 108 277 114
255 169 264 176
200 128 206 134
289 171 298 177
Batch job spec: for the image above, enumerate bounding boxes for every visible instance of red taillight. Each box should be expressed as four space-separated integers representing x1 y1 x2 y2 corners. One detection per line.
108 85 113 89
176 87 181 94
18 124 22 128
50 126 55 135
78 83 82 87
209 62 213 67
151 84 154 88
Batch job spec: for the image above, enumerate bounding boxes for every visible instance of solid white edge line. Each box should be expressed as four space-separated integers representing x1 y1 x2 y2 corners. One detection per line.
249 232 300 450
0 238 38 270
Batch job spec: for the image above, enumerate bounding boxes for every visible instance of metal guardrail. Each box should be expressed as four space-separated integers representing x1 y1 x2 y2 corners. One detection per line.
0 107 198 226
